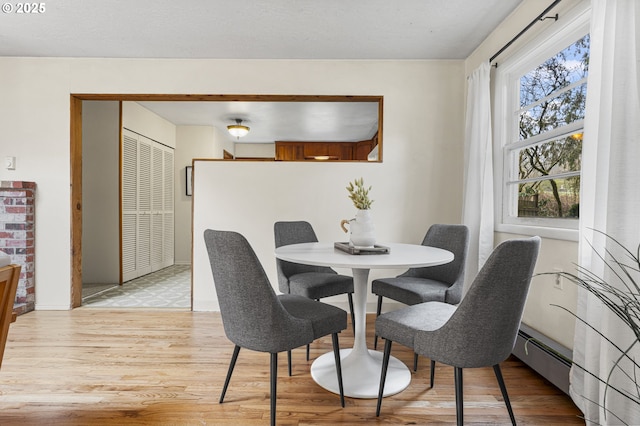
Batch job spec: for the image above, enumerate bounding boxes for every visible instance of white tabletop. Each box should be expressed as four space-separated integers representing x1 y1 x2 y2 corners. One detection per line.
275 242 454 269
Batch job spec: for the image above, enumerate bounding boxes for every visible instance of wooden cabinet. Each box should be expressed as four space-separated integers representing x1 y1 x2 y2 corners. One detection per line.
275 141 367 161
303 143 350 160
275 143 305 161
275 134 378 161
354 132 378 160
354 140 373 160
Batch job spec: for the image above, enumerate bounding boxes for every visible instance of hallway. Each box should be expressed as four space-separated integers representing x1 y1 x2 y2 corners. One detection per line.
82 265 190 308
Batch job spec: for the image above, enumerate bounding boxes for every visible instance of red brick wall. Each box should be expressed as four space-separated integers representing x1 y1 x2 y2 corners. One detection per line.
0 181 35 315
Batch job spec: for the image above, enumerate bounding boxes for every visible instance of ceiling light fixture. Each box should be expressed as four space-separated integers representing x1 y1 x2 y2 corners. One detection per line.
227 119 250 139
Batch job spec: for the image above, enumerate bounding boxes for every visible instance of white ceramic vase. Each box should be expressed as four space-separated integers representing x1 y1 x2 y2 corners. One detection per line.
345 209 376 247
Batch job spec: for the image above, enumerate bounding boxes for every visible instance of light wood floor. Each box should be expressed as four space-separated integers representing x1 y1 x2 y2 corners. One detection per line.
0 309 584 425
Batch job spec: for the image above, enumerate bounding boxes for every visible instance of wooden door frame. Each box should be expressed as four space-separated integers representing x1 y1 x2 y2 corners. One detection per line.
69 93 383 308
70 95 83 308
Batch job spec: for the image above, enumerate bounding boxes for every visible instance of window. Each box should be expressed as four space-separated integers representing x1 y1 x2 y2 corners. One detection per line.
494 5 590 240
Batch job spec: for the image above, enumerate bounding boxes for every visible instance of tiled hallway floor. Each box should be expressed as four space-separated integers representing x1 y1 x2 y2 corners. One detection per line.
82 264 190 308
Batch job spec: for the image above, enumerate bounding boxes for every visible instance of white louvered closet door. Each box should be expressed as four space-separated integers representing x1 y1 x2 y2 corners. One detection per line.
150 144 164 271
162 149 175 267
137 139 153 277
121 129 175 282
122 133 138 282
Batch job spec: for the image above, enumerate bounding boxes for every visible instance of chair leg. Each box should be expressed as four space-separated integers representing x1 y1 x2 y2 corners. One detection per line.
306 300 320 361
287 350 292 376
220 345 241 403
413 352 419 372
331 333 345 408
494 364 517 425
270 352 278 426
376 338 393 417
374 295 383 349
429 359 436 388
454 367 463 426
347 293 355 334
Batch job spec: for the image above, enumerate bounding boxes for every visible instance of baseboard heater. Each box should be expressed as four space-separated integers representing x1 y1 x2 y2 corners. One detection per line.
512 324 572 395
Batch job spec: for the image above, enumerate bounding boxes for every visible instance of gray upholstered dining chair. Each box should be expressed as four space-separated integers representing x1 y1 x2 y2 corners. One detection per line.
274 221 355 363
375 236 540 426
204 229 347 426
372 223 469 370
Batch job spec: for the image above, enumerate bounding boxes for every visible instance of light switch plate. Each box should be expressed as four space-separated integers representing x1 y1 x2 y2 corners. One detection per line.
5 156 15 170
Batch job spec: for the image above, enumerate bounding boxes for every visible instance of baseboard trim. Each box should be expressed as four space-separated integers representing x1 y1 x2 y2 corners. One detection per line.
512 324 572 395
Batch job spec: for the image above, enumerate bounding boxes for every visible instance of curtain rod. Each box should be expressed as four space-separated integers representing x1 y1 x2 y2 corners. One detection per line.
489 0 562 65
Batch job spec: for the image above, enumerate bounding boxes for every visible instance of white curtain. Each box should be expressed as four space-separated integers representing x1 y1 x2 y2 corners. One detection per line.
461 62 494 290
572 0 640 424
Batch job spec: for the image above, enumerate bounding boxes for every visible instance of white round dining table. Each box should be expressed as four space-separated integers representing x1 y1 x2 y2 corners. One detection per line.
275 242 454 399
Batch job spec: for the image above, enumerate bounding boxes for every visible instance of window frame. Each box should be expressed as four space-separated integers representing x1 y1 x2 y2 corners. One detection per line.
493 3 591 241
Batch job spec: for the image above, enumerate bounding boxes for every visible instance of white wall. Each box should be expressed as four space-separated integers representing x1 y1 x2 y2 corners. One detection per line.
82 101 120 284
235 143 275 158
192 60 466 311
122 102 177 149
0 57 463 310
174 125 223 264
495 232 577 349
0 60 75 309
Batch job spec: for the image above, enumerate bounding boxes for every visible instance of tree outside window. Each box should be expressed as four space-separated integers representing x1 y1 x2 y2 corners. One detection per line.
514 34 589 219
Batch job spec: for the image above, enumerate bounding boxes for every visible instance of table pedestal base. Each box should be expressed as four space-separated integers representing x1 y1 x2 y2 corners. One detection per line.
310 348 411 399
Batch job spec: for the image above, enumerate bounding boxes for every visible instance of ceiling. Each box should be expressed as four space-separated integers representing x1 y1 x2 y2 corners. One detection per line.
2 0 524 143
137 100 380 143
1 0 524 60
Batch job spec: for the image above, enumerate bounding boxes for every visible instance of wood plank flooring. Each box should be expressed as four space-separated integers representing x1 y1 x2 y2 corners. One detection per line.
0 309 584 425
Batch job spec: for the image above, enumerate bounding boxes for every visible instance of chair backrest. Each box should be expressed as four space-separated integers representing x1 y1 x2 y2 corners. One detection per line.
0 264 20 369
401 224 469 304
204 229 313 353
415 236 540 368
273 221 335 293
